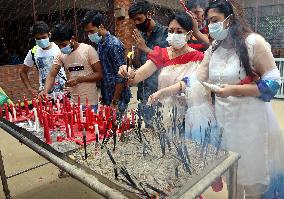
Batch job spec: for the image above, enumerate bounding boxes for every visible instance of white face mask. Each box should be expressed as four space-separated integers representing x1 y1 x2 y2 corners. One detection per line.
166 32 187 49
208 16 230 41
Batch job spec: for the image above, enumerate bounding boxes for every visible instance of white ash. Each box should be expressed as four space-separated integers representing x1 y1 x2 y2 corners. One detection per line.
71 128 227 198
16 121 79 153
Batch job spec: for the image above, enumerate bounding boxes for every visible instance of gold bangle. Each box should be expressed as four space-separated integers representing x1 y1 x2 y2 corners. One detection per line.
179 81 183 92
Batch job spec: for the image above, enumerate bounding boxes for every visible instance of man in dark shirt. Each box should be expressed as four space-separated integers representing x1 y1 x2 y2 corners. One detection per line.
128 0 168 128
82 11 131 114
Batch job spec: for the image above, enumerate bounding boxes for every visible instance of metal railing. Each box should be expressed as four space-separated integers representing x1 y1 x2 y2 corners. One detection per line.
275 58 284 99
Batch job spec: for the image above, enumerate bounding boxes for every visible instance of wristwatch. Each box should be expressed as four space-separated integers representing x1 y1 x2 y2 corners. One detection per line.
112 99 119 106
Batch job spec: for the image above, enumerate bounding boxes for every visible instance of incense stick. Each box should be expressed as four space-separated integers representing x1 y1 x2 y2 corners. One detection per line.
83 128 87 160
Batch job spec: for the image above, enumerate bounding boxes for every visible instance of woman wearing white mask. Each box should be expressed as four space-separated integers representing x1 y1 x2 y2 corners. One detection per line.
196 0 284 198
119 12 205 129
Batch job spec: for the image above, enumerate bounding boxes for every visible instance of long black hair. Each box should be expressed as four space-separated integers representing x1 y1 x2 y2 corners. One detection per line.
205 0 254 77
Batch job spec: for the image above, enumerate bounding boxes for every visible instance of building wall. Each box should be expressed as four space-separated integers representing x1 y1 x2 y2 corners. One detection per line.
114 0 133 51
0 65 39 101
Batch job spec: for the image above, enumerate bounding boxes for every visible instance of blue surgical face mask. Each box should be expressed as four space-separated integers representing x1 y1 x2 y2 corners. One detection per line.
208 16 230 41
36 38 50 49
88 32 102 44
60 44 73 55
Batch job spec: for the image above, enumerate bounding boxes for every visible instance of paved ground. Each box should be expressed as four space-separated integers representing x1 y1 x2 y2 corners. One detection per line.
0 88 283 199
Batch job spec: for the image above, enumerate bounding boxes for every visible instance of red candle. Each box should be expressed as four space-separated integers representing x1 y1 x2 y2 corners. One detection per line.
9 104 13 113
44 94 48 104
105 106 110 121
131 110 135 127
127 118 131 130
23 96 29 115
64 112 70 138
32 99 37 109
108 121 113 133
86 97 89 106
69 112 74 137
85 106 90 131
49 101 53 112
66 100 71 112
0 107 2 117
50 110 54 129
39 97 43 113
43 113 52 144
4 103 9 120
34 100 42 125
76 110 82 131
77 95 80 108
112 108 117 121
72 105 76 123
63 96 66 112
17 100 22 115
60 104 63 113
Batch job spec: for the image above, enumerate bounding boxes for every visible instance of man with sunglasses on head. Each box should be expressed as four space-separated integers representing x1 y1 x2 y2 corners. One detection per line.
20 21 66 98
128 0 168 129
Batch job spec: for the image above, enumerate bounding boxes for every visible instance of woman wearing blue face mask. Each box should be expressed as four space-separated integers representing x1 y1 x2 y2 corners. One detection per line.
196 0 284 198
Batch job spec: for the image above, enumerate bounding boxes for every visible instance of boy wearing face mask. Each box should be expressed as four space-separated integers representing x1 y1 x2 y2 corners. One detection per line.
81 11 131 113
20 21 66 97
39 23 103 110
128 0 168 128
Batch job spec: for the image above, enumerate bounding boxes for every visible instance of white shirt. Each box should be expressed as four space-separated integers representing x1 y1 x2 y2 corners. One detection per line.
24 42 66 92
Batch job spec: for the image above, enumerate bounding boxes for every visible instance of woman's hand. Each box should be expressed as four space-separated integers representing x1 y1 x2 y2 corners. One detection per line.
186 11 199 34
118 65 136 79
148 91 163 105
214 84 237 98
132 29 149 53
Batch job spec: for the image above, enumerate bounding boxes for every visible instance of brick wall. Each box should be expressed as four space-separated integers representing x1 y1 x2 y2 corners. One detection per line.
114 0 134 52
0 65 39 101
272 48 284 58
1 0 134 102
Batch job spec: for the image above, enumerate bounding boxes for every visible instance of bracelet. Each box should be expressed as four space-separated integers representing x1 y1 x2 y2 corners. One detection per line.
179 81 183 92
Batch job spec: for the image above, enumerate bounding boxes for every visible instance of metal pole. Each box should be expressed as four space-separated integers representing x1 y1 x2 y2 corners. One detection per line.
7 162 50 179
60 0 62 23
0 122 128 199
73 0 78 39
255 0 259 32
0 150 11 199
228 162 238 199
32 0 37 23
